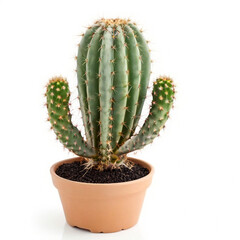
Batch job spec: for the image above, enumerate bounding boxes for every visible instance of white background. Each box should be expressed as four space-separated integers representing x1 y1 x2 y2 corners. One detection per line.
0 0 240 239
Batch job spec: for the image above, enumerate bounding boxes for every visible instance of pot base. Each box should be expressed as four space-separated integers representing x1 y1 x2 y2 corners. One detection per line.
67 219 137 233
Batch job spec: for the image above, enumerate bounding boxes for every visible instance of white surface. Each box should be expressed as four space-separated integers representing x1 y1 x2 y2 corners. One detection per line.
0 0 240 239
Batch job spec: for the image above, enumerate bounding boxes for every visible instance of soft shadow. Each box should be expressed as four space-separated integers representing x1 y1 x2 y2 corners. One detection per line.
61 223 146 240
34 209 65 233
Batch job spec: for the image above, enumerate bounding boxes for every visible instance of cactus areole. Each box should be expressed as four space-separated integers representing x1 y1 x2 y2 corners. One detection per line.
46 18 175 170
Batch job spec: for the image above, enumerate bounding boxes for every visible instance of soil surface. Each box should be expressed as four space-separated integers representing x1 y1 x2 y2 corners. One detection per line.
55 161 149 183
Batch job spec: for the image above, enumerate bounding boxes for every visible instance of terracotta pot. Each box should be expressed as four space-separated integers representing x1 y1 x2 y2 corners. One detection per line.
50 157 154 233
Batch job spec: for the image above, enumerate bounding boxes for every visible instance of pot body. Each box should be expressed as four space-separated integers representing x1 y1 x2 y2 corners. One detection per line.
50 157 154 233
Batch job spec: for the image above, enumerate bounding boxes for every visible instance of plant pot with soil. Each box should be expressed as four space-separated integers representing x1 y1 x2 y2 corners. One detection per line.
45 18 175 233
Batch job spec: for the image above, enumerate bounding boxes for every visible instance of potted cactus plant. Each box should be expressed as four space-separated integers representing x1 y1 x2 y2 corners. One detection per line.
46 18 175 233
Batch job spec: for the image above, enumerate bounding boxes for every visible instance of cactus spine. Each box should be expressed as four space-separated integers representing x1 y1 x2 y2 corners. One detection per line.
46 18 175 169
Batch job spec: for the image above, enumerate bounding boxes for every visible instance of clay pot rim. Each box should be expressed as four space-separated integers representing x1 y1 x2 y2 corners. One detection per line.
50 156 154 186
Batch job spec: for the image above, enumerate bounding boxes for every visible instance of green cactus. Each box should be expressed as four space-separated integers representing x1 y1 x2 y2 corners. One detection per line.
46 18 175 169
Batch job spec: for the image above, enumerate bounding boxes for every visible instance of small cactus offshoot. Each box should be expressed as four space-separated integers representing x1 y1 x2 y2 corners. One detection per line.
45 18 175 170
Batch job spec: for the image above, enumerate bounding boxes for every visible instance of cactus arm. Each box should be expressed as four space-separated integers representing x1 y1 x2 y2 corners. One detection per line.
46 77 96 157
111 26 128 150
98 27 114 158
86 27 103 149
116 78 175 155
129 23 151 133
77 25 100 147
118 25 141 145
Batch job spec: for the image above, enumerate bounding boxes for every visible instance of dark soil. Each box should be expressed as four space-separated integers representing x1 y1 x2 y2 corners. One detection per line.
55 161 149 183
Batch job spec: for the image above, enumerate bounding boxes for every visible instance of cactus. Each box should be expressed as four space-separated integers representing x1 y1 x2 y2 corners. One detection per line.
46 18 175 169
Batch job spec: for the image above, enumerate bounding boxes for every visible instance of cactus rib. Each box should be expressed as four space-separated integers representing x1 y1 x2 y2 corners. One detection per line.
117 25 142 145
77 25 100 147
86 27 103 149
111 25 128 151
98 26 114 159
129 23 151 134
